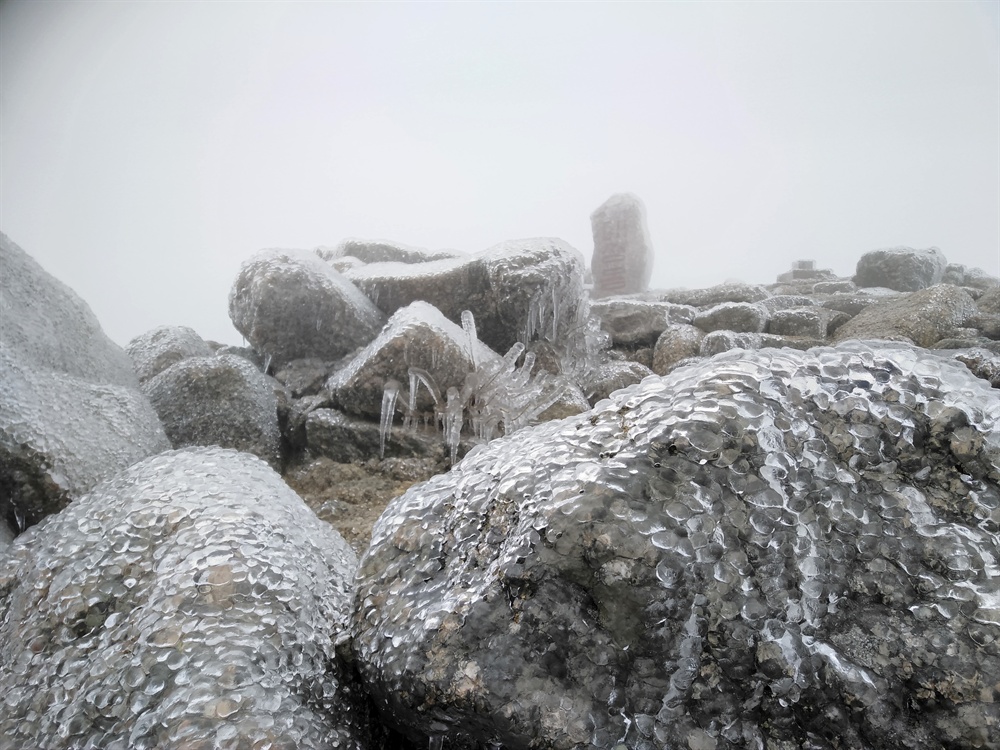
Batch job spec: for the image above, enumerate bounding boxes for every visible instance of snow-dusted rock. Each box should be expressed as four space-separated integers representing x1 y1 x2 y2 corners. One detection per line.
354 343 1000 749
228 249 385 370
126 325 214 384
143 354 281 468
833 284 978 347
590 193 655 298
854 246 948 292
0 447 366 749
317 237 463 265
1 233 138 387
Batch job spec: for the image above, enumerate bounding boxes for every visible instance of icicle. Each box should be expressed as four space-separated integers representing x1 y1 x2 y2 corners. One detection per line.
379 380 401 458
443 386 463 465
511 351 536 388
408 367 441 406
428 738 444 750
461 310 478 368
263 354 272 374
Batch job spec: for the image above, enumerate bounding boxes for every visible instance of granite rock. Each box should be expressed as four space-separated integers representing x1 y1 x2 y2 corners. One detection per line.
126 325 214 384
855 246 948 292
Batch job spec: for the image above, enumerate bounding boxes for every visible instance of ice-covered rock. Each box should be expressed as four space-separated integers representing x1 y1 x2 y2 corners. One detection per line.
317 237 463 265
125 325 214 384
699 330 763 356
0 447 366 749
590 193 655 298
659 282 771 307
305 408 449 464
652 324 705 375
353 343 1000 749
1 233 138 387
589 298 695 347
693 301 769 334
855 246 948 292
273 357 331 398
142 354 281 468
345 237 587 356
576 359 654 405
228 249 385 370
767 307 834 339
833 284 977 347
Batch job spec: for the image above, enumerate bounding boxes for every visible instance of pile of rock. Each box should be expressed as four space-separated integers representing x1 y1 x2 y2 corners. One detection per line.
3 214 1000 749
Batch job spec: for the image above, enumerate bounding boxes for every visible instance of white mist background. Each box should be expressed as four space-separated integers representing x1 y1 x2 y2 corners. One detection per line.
2 1 998 346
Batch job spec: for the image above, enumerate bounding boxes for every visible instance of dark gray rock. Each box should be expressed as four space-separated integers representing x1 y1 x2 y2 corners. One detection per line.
954 348 1000 388
759 333 827 352
944 263 1000 290
576 360 654 405
214 344 265 369
833 284 978 348
854 246 948 292
354 343 1000 750
978 287 1000 316
699 331 763 356
590 193 655 298
693 302 768 334
228 249 385 370
143 354 280 468
659 282 771 307
305 408 450 463
345 238 587 356
819 287 901 316
273 357 331 398
317 237 463 265
0 447 366 750
0 344 169 533
767 307 831 339
652 324 705 375
125 325 214 384
0 233 139 388
589 298 694 347
970 312 1000 340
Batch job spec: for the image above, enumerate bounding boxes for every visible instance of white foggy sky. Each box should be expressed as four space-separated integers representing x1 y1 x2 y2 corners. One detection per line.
1 1 998 347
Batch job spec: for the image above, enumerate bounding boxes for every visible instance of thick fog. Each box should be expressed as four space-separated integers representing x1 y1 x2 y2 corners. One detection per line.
2 1 998 347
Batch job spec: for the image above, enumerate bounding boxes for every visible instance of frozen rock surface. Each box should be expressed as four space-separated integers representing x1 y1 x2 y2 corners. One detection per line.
0 344 169 532
1 232 138 388
693 301 769 334
659 282 771 307
589 298 693 347
346 238 586 355
833 284 977 347
143 354 281 468
855 246 948 292
126 325 214 384
354 343 1000 750
0 447 365 750
590 193 655 298
317 238 463 265
229 249 385 369
652 324 705 375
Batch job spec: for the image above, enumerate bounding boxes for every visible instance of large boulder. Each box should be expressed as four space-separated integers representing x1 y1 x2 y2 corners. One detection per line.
345 238 586 355
658 282 771 307
353 343 1000 749
142 354 281 468
590 193 655 298
652 324 705 375
228 249 385 370
692 301 769 334
0 233 139 388
589 298 694 347
0 447 366 749
854 246 948 292
0 346 170 531
833 284 977 347
125 325 214 384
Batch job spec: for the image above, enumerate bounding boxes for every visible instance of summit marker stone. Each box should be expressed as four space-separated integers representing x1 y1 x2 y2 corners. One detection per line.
590 192 654 297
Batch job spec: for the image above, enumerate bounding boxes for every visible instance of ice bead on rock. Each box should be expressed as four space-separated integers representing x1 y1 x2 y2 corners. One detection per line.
0 447 366 749
126 325 214 384
354 342 1000 749
228 248 385 370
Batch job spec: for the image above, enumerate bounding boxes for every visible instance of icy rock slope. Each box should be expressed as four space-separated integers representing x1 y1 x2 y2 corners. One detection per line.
0 447 365 750
354 342 1000 749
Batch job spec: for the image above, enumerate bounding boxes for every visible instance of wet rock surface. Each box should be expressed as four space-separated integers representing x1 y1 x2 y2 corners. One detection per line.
0 447 367 749
142 354 281 469
228 248 385 370
354 343 1000 749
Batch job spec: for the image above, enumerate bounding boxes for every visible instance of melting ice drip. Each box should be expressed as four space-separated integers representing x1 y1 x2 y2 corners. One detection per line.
379 308 590 463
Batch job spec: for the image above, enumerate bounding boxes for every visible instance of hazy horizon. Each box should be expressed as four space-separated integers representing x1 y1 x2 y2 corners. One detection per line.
2 1 998 347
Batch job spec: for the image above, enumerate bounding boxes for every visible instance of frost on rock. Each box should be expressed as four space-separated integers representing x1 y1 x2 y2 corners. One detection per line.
345 237 587 355
142 354 281 469
0 447 365 750
0 232 138 388
316 237 464 265
126 325 214 384
228 249 385 370
0 344 170 533
354 343 1000 749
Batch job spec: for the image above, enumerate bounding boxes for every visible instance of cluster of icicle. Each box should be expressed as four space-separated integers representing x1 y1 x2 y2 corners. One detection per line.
380 296 608 464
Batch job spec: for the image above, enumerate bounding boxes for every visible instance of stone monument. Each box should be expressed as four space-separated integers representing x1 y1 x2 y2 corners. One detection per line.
589 192 654 297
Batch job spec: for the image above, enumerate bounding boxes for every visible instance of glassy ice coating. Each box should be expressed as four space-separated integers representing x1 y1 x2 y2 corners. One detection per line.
0 447 364 749
354 343 1000 749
